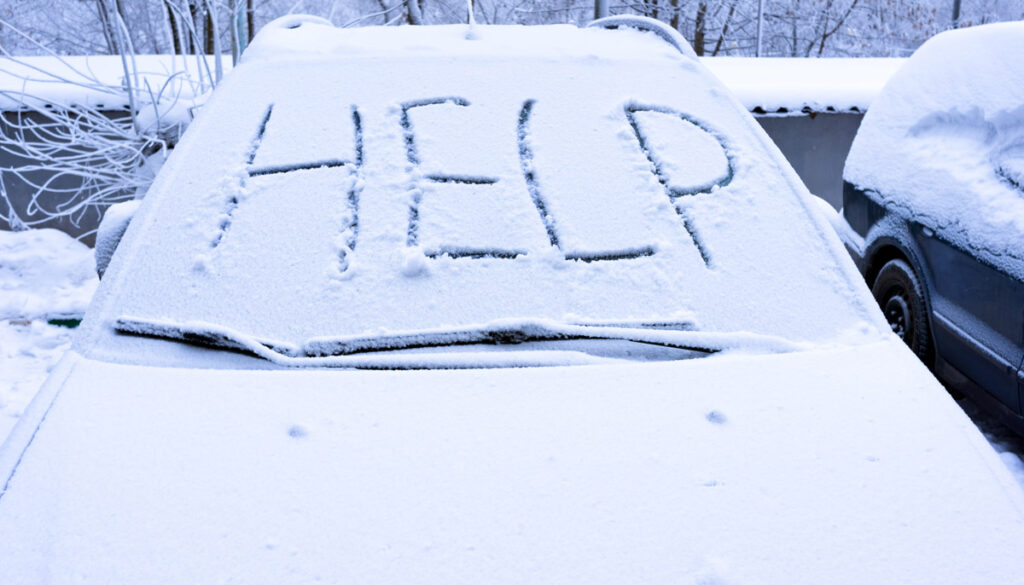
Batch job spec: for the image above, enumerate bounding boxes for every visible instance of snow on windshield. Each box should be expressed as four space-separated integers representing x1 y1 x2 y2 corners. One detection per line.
844 22 1024 277
89 25 872 353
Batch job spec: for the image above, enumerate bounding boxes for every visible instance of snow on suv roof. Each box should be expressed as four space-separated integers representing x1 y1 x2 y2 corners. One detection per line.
78 18 878 367
844 22 1024 278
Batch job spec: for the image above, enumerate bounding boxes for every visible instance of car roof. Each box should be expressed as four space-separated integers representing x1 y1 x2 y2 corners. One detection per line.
76 19 881 366
844 22 1024 278
240 15 689 62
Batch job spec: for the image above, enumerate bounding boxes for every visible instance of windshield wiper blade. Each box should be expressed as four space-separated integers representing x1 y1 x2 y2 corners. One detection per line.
302 319 764 356
113 317 621 369
115 316 302 357
115 316 804 368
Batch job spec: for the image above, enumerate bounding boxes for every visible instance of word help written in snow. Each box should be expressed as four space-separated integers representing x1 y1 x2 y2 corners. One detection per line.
224 98 734 270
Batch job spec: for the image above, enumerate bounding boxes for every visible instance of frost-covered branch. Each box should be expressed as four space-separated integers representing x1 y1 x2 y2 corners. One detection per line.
0 17 218 241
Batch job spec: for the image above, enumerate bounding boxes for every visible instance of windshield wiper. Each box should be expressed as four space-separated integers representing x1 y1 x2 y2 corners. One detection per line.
114 316 804 369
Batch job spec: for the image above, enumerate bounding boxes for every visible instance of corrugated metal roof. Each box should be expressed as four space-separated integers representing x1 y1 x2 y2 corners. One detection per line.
702 57 906 115
0 55 228 111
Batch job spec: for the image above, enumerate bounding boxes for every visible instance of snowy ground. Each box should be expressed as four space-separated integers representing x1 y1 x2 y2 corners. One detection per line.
0 319 75 441
958 395 1024 484
2 228 1024 492
0 228 96 441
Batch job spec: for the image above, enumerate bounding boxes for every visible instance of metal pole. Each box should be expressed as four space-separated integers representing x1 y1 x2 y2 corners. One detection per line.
756 0 764 57
595 0 608 20
952 0 961 28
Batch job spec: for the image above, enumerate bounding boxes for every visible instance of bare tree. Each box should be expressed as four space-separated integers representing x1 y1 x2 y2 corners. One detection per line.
406 0 425 24
4 0 1023 59
96 0 127 54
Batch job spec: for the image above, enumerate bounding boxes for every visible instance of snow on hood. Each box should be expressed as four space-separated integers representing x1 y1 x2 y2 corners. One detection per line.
701 57 905 115
76 21 881 365
844 22 1024 278
2 342 1023 584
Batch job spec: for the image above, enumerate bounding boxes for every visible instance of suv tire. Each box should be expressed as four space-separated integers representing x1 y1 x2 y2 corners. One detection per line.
872 258 931 362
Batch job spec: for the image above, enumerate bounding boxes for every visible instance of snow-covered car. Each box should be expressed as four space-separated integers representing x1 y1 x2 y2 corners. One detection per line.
838 22 1024 432
3 15 1024 584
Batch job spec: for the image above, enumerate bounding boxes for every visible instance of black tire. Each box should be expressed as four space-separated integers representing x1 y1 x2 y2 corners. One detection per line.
872 258 932 362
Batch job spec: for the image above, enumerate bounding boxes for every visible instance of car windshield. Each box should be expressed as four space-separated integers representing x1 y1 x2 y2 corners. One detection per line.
90 26 870 364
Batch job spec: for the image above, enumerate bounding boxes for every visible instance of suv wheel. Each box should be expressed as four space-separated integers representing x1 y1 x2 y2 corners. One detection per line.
872 258 931 362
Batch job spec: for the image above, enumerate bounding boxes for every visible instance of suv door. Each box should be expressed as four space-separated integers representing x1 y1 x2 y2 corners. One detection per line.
1019 350 1024 410
914 224 1024 413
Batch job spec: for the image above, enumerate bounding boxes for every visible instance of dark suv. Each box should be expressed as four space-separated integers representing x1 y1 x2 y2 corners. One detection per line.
838 22 1024 431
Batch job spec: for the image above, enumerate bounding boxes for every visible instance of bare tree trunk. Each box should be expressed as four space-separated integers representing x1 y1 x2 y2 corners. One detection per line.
160 0 179 54
816 0 859 56
791 15 798 56
712 2 736 56
204 0 223 82
96 0 114 53
756 0 764 56
189 1 202 54
229 0 239 62
247 0 255 41
669 0 680 32
693 2 707 56
375 0 390 25
166 0 192 54
96 0 126 54
406 0 423 25
203 4 214 55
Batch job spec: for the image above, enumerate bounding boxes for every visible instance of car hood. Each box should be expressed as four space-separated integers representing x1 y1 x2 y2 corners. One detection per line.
1 339 1023 584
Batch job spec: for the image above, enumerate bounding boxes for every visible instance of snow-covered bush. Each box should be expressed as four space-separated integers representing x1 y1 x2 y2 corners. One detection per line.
0 61 213 242
0 6 223 243
0 87 185 238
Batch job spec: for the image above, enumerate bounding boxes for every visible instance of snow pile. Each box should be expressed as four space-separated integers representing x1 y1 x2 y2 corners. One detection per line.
0 228 97 319
95 199 140 278
845 22 1024 278
79 21 881 364
701 57 905 115
0 228 96 444
956 396 1024 489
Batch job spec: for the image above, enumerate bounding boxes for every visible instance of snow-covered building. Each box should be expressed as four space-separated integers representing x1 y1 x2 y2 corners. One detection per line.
703 57 907 209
